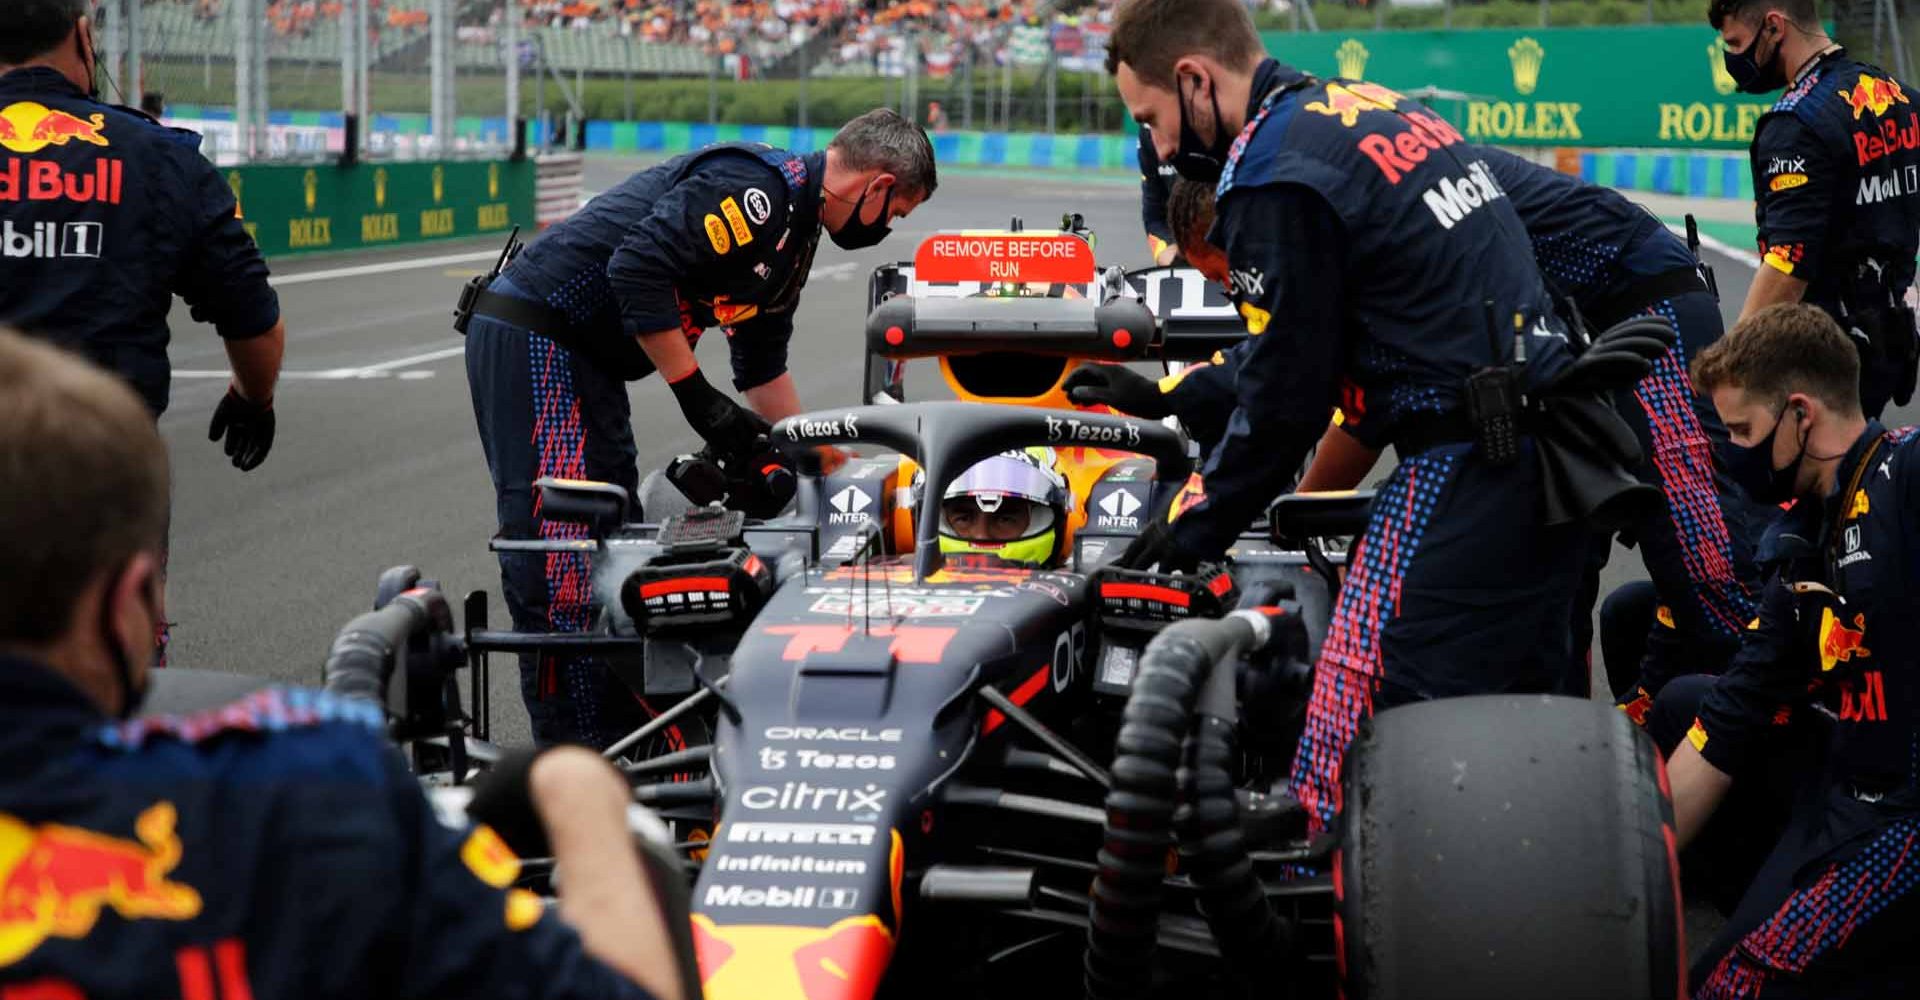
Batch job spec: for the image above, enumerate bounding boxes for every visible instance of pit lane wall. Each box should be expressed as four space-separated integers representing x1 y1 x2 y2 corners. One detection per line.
222 158 534 257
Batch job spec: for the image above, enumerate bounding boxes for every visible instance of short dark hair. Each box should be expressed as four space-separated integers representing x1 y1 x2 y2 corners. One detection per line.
830 108 938 200
1691 303 1861 417
0 0 87 66
0 330 169 643
1167 178 1216 255
1105 0 1263 88
1708 0 1818 31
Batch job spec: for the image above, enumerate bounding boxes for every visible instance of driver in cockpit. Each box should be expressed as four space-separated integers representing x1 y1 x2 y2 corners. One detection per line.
934 449 1074 569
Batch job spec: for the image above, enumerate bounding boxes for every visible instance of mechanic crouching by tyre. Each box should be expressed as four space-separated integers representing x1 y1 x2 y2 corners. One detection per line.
0 330 684 1000
1105 0 1652 840
1711 0 1920 418
1653 304 1920 998
461 109 935 748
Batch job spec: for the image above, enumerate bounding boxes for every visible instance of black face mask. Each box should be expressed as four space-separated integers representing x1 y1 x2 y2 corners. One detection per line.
1725 406 1808 504
1724 21 1788 95
100 567 156 720
1171 74 1233 184
828 180 894 251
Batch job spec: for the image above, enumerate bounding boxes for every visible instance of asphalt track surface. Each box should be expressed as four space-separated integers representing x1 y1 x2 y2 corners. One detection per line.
157 154 1864 751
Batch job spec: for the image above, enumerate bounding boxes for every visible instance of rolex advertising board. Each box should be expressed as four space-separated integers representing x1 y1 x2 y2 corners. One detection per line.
223 159 534 257
1263 26 1775 149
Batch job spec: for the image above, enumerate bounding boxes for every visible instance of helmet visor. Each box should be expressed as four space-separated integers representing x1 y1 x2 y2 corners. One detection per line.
939 494 1056 542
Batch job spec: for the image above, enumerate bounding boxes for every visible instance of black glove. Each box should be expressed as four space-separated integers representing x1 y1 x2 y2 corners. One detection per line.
667 368 771 459
207 387 275 471
1116 515 1196 572
465 746 554 860
1063 364 1172 419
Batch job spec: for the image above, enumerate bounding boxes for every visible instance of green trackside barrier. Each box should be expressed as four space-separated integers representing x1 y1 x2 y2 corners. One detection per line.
1261 25 1782 149
222 158 536 257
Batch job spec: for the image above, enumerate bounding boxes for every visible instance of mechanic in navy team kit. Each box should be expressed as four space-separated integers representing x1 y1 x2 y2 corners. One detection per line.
1080 156 1762 709
461 109 936 748
0 0 283 466
1649 304 1920 997
1713 0 1920 418
0 330 683 1000
1103 0 1647 837
1136 128 1180 265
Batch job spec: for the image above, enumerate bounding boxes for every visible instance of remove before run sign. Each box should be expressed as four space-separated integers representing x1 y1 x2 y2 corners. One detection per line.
912 231 1095 284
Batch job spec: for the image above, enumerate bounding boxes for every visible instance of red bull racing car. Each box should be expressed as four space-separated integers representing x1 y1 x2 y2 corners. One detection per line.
275 225 1686 1000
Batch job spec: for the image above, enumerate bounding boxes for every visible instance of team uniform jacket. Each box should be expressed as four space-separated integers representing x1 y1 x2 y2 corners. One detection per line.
1751 49 1920 412
0 68 279 416
1689 423 1920 795
498 143 826 391
0 658 653 1000
1164 144 1712 438
1166 62 1574 558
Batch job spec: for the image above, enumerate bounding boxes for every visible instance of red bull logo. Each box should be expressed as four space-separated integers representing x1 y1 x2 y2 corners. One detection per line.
1356 108 1468 185
1304 82 1400 128
0 802 203 967
0 158 124 205
1818 609 1871 672
1838 74 1909 120
1169 472 1206 520
692 914 894 1000
0 103 110 155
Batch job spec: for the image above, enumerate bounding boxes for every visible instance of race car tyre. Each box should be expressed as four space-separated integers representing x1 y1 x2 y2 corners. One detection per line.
1339 694 1682 1000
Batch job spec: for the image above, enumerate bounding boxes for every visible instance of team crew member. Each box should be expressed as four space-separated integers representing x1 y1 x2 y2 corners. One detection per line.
1097 156 1761 707
0 0 283 466
463 109 935 748
1083 166 1758 705
1137 129 1180 265
1105 0 1613 837
1661 305 1920 997
1712 0 1920 416
0 330 681 1000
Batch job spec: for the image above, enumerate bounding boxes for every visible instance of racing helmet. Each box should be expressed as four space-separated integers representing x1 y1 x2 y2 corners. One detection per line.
937 449 1071 567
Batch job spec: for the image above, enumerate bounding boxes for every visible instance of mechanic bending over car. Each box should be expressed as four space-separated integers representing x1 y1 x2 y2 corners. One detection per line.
0 330 683 1000
460 109 936 748
1649 304 1920 998
1084 158 1762 713
1104 0 1651 839
0 0 285 462
1712 0 1920 418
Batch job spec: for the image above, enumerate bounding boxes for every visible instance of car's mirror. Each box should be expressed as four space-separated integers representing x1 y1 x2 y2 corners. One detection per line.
534 478 630 538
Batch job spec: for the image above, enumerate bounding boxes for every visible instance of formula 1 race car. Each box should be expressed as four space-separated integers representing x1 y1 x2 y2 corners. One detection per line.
286 225 1681 1000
